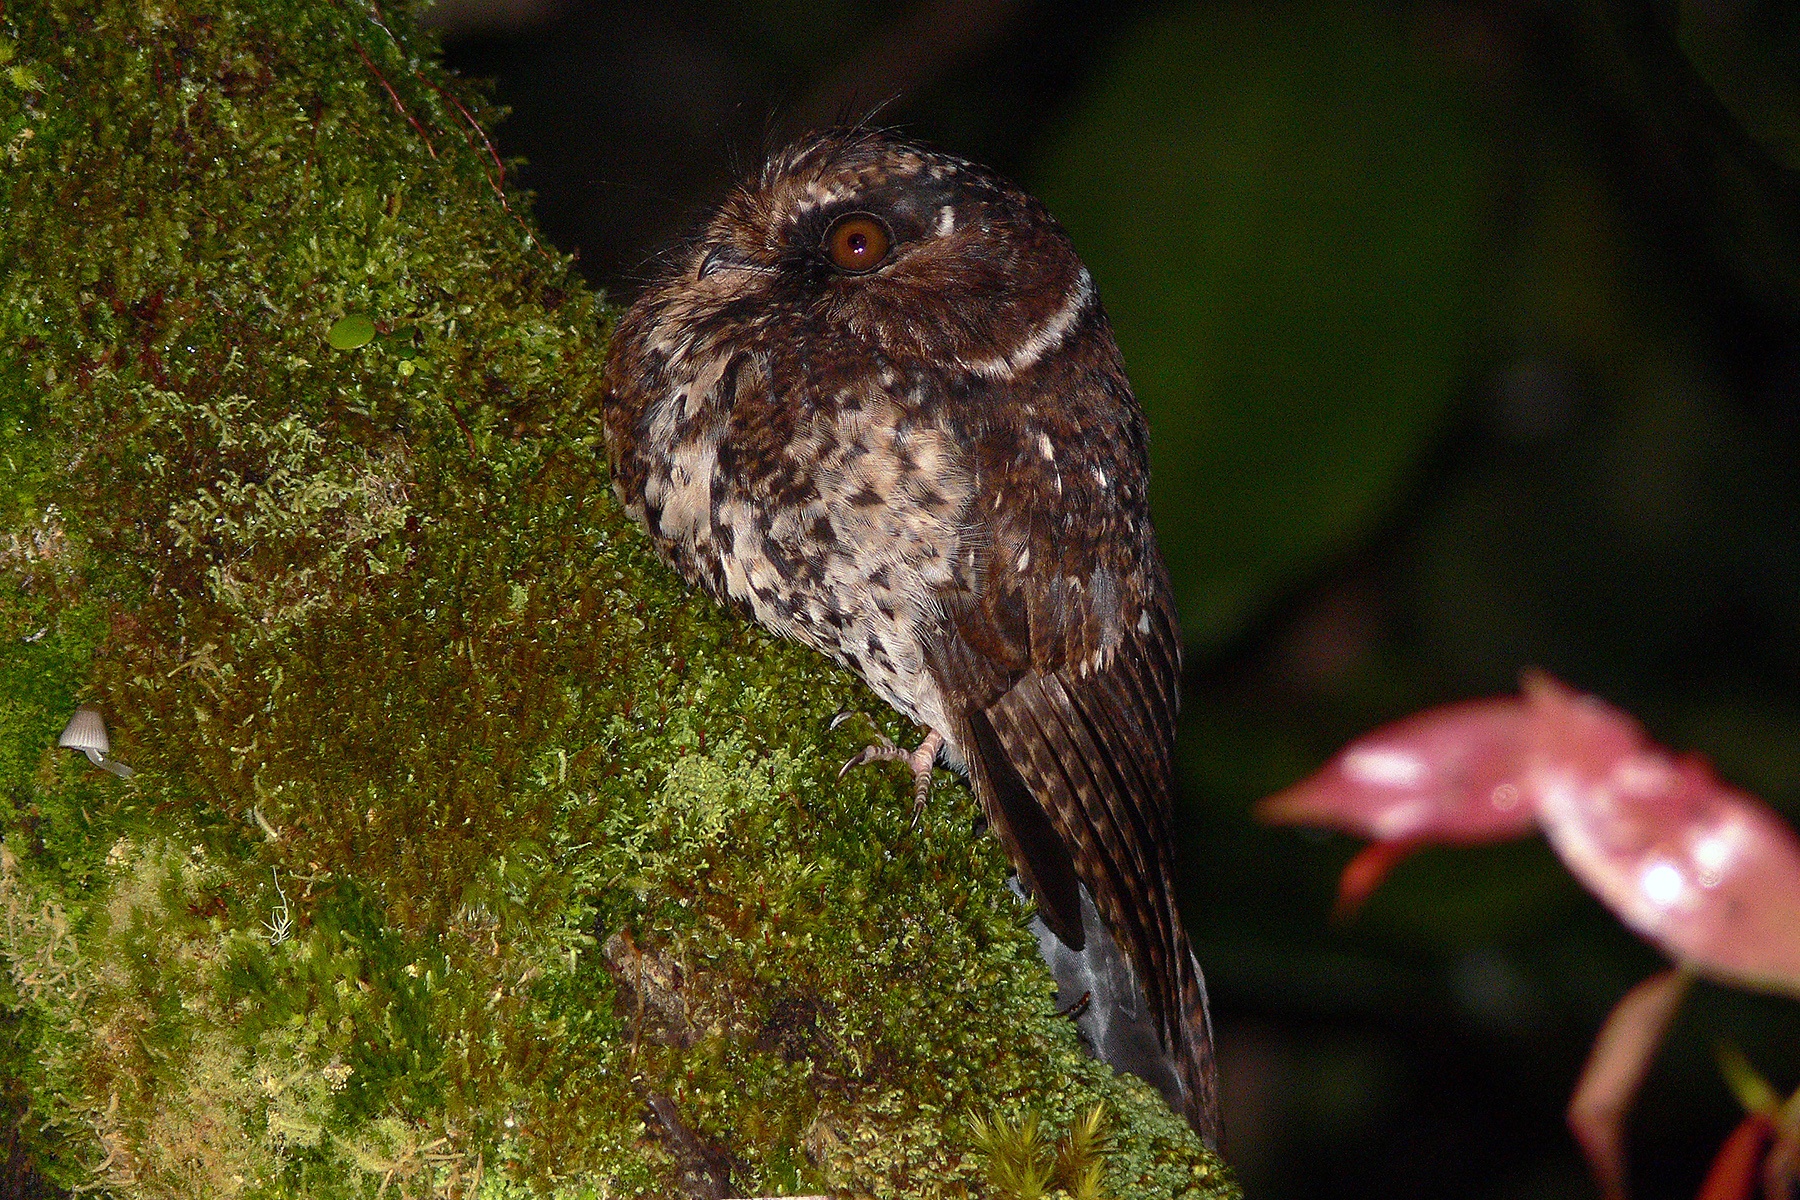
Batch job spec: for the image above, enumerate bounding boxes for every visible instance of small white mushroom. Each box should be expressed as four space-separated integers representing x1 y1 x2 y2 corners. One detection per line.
58 705 107 755
58 705 134 778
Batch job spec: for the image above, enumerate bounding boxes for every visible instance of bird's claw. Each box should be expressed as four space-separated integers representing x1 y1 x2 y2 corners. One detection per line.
835 733 901 782
834 725 945 827
907 749 937 829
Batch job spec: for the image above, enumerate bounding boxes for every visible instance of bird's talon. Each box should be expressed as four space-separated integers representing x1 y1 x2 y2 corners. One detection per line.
903 730 944 826
836 735 899 782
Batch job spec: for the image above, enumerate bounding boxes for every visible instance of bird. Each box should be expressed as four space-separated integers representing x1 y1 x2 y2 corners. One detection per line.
599 127 1221 1146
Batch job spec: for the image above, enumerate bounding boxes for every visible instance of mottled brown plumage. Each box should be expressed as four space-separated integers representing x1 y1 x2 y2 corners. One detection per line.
600 129 1220 1144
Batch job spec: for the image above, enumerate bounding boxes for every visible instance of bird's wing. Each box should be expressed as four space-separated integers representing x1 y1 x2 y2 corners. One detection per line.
931 554 1219 1138
926 566 1092 951
919 363 1222 1133
971 577 1186 1028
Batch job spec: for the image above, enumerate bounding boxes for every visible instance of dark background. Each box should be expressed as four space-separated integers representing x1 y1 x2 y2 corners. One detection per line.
434 3 1800 1197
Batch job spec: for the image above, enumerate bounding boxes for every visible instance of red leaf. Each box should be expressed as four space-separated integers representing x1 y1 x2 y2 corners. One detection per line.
1332 838 1423 921
1694 1113 1774 1200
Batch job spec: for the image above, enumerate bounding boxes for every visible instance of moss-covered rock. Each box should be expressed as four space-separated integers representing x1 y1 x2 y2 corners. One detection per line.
0 1 1237 1195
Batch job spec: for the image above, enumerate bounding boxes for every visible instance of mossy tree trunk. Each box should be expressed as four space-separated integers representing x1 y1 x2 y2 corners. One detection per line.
0 2 1235 1196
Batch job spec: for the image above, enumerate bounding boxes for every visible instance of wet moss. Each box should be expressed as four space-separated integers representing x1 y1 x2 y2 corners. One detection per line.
0 1 1237 1195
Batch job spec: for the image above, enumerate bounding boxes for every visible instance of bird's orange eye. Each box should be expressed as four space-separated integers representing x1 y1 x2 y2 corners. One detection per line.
825 214 891 273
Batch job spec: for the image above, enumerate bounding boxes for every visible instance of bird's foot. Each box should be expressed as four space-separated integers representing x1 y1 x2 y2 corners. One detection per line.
832 715 943 826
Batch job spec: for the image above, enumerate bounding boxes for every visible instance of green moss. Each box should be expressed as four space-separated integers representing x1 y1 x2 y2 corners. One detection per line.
0 0 1237 1195
967 1104 1123 1200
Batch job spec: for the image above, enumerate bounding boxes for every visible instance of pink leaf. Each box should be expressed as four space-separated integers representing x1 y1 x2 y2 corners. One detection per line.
1255 698 1538 844
1568 968 1693 1200
1524 675 1800 999
1257 673 1800 994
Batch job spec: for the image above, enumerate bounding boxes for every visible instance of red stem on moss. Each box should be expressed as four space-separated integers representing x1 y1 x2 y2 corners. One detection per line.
351 37 437 160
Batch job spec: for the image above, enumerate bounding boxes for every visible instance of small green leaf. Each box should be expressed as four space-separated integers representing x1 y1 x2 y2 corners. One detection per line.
327 314 376 350
1717 1042 1781 1115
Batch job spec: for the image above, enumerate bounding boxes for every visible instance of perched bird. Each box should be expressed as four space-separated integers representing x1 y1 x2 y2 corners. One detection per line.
600 128 1220 1145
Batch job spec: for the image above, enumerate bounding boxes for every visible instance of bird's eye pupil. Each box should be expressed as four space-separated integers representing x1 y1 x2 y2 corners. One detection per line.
826 214 891 273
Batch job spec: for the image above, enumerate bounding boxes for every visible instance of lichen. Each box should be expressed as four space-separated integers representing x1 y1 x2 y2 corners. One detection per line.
0 1 1237 1196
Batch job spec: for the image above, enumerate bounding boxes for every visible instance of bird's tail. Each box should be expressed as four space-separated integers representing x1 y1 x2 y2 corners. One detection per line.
1022 873 1223 1150
1171 922 1222 1148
